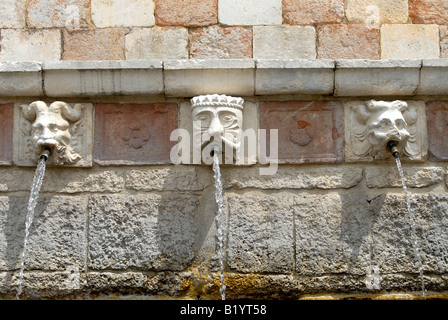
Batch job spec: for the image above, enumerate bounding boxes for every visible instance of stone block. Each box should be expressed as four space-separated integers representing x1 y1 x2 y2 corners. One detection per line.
253 26 316 59
255 59 334 95
155 0 217 26
0 0 26 28
419 59 448 95
222 166 363 190
43 60 164 97
345 0 408 25
409 0 448 24
441 26 448 59
317 24 380 59
0 196 87 271
13 102 94 167
283 0 344 24
92 0 155 27
0 62 43 97
259 101 344 164
88 194 199 270
218 0 282 25
27 0 90 28
94 103 177 165
164 59 255 97
125 27 189 60
381 24 440 59
227 193 294 273
294 194 370 275
62 29 125 60
365 166 443 188
335 59 421 96
0 104 13 165
189 26 252 59
426 101 448 161
344 100 427 162
0 29 61 62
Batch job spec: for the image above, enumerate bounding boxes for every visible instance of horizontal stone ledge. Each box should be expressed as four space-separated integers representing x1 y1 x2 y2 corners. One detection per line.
0 59 447 97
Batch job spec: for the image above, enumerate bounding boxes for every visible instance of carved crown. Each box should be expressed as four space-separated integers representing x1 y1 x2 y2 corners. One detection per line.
191 94 244 110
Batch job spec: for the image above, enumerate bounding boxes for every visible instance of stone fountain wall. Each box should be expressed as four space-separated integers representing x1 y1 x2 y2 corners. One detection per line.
0 0 448 299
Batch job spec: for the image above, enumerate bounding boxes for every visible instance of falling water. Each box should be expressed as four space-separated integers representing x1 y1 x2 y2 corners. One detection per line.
394 156 426 299
16 157 47 300
212 151 226 300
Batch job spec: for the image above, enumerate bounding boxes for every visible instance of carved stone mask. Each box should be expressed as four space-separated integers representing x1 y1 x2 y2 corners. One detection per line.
20 101 85 165
191 94 244 164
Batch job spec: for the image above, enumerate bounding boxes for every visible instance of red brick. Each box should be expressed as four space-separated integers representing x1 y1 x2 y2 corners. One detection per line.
62 29 125 60
259 101 344 164
94 104 177 165
155 0 217 26
283 0 344 24
317 24 380 59
0 104 13 165
409 0 448 24
189 25 252 59
426 101 448 161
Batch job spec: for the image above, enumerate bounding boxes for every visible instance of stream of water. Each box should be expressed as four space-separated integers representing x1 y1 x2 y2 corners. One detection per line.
212 151 226 300
395 156 426 299
16 157 47 300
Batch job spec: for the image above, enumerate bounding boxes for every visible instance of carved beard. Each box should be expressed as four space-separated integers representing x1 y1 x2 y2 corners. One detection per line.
54 143 81 165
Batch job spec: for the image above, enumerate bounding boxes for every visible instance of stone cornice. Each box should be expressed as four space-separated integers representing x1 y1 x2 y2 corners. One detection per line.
0 59 447 97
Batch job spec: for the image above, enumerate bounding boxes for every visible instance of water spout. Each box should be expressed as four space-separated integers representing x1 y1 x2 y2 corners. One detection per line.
387 140 399 159
39 146 52 161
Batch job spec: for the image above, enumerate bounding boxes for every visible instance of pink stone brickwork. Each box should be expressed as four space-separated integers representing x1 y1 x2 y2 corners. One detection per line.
0 104 13 165
94 103 177 165
259 101 344 164
426 101 448 161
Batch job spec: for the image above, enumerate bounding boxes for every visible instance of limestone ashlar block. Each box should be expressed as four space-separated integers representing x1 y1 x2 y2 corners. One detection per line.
419 59 448 95
259 101 344 164
94 103 177 165
334 59 421 96
155 0 217 27
345 0 409 24
426 101 448 161
0 0 26 28
218 0 282 26
0 104 13 165
409 0 448 24
27 0 90 28
43 60 163 97
283 0 344 24
255 59 334 95
88 194 198 271
0 62 43 97
91 0 155 28
164 59 255 97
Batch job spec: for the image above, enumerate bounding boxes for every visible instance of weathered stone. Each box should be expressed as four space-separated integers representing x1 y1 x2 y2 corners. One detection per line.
381 24 440 59
294 194 370 275
419 59 448 95
218 0 282 25
335 60 421 96
441 26 448 58
88 194 198 270
365 166 443 188
259 101 344 164
0 0 26 28
255 59 334 95
223 166 363 190
0 104 13 165
227 193 294 273
125 27 189 60
317 24 380 59
253 26 316 59
283 0 344 24
370 194 448 274
426 101 448 161
163 59 255 97
155 0 217 26
346 0 408 25
0 29 61 62
27 0 90 28
62 29 125 60
189 26 252 59
0 196 87 271
92 0 154 27
0 62 43 96
94 103 177 165
43 60 164 97
409 0 448 24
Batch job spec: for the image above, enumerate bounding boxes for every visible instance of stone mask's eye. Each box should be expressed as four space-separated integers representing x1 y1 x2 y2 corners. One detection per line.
194 113 211 128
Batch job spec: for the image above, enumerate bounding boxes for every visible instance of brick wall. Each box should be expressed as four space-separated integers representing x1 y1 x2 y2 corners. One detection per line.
1 0 448 61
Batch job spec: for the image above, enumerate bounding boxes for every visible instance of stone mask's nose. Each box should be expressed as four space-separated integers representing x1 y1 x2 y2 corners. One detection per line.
208 117 224 136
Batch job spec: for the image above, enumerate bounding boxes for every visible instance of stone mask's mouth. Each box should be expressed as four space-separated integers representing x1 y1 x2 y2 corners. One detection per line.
387 140 400 159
